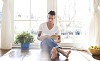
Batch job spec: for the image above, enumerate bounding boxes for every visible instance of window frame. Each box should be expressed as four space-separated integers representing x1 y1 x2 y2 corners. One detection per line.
13 0 93 48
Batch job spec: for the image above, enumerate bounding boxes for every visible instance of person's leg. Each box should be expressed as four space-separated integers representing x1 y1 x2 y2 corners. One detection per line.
45 38 61 59
40 38 57 52
41 38 71 59
40 38 59 59
50 47 57 59
40 40 49 53
45 38 58 52
57 48 71 58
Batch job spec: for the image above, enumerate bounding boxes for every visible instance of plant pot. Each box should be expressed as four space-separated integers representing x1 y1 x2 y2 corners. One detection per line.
21 43 30 50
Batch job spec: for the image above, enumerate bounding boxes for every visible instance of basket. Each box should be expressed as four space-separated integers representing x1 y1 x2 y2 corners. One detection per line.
89 46 100 55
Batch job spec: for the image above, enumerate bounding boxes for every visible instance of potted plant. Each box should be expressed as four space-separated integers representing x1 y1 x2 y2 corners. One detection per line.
15 31 35 50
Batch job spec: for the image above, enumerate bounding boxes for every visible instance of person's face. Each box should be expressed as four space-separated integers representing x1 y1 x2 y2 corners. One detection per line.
48 14 55 23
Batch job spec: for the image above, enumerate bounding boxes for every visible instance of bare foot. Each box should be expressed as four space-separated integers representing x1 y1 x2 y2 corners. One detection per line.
65 59 69 61
57 48 71 59
51 47 57 59
65 50 71 58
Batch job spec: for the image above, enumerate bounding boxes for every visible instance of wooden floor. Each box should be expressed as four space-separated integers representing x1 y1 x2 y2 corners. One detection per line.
0 49 10 57
0 48 100 61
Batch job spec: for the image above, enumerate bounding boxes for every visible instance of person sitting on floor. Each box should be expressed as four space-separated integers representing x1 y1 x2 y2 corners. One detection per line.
37 10 71 59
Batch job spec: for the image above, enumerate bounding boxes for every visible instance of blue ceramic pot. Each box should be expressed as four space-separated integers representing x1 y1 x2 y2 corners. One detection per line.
21 43 30 50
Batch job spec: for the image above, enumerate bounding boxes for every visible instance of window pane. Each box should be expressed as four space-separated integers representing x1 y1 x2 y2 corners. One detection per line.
14 21 30 33
14 0 30 20
14 21 30 42
14 0 47 20
31 21 46 43
31 0 47 20
57 0 92 43
14 0 47 45
59 21 82 43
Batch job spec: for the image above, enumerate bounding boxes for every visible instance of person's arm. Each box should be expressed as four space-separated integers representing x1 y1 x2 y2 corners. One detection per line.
37 31 42 40
37 31 50 41
37 23 49 41
54 26 61 43
56 35 61 43
38 31 42 37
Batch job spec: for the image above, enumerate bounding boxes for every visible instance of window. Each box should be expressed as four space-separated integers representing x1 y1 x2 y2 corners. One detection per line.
14 0 93 47
14 0 47 45
57 0 93 43
14 0 30 20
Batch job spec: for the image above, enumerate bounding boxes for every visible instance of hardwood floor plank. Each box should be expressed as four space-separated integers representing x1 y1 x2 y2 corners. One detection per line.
78 51 100 61
68 50 88 61
0 49 99 61
0 49 10 57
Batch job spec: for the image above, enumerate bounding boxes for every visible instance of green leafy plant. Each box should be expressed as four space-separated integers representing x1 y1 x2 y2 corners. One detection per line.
15 31 35 44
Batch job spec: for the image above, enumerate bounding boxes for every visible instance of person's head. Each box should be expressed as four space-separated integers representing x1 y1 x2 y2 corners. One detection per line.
47 10 56 24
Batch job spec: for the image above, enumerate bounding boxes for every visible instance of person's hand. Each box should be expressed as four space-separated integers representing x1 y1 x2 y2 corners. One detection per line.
37 35 50 41
51 35 61 43
44 35 50 38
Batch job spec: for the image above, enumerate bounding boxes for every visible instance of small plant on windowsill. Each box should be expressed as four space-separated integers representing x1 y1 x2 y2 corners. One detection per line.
15 31 35 50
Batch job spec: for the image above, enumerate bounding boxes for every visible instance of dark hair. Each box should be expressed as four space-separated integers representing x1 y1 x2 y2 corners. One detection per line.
48 10 55 15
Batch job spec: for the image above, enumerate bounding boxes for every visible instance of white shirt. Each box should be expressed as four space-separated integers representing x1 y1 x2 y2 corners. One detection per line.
39 22 59 36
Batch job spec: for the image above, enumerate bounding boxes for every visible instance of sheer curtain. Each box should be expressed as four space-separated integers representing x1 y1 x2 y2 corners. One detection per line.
0 0 3 49
89 0 100 46
75 0 100 50
73 0 100 50
1 0 13 49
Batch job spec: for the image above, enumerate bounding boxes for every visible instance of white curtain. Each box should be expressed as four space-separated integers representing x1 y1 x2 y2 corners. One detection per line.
1 0 13 49
0 0 3 49
74 0 100 50
94 0 100 45
89 0 100 46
